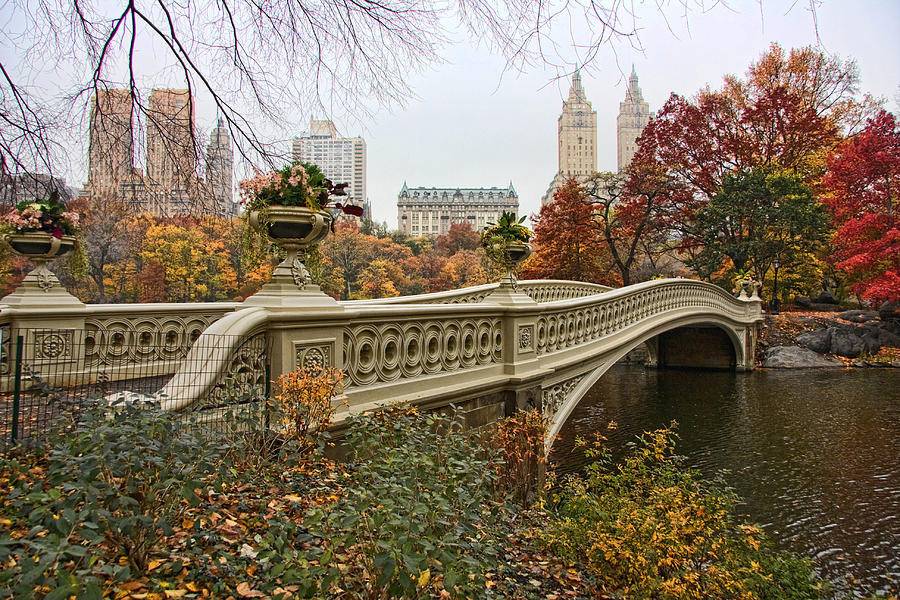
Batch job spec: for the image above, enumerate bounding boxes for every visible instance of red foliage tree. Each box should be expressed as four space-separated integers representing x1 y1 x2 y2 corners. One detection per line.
637 43 869 252
522 179 616 285
822 110 900 304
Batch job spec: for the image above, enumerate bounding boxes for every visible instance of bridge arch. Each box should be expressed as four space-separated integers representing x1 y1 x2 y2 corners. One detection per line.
544 313 749 448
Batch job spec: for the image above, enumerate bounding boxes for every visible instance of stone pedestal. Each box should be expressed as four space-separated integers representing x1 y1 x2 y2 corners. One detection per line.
243 257 341 309
484 278 537 306
1 264 87 393
0 264 85 310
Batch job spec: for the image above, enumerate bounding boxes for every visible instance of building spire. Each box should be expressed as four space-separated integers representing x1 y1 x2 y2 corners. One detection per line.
567 67 586 102
625 66 642 102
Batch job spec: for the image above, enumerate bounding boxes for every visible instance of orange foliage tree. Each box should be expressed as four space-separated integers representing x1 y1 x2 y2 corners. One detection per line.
434 221 480 255
523 179 616 285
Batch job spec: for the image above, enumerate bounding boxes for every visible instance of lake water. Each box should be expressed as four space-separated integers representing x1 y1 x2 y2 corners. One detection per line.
551 365 900 597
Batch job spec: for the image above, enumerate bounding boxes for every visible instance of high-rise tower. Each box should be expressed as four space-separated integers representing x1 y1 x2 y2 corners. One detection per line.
292 119 367 207
146 89 196 193
541 70 597 205
205 117 234 216
87 89 134 198
617 66 652 171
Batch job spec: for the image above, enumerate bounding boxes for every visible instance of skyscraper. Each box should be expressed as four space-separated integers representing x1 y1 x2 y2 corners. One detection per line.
205 117 235 216
146 89 196 195
541 70 598 205
87 89 134 198
617 66 652 171
292 119 366 206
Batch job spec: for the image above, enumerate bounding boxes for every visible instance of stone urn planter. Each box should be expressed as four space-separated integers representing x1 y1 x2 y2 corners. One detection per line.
6 232 76 261
245 205 336 306
491 240 532 288
1 232 83 307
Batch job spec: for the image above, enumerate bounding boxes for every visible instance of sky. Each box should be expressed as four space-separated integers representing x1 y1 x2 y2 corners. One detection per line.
2 1 899 227
354 0 900 226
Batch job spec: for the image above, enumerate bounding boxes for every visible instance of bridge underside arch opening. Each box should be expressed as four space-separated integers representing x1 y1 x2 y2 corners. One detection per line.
651 325 738 370
545 319 749 448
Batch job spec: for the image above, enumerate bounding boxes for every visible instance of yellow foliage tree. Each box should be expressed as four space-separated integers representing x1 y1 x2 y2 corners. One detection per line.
140 224 237 302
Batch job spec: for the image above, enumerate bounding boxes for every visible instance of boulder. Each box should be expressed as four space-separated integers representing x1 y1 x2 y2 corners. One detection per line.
813 291 838 305
879 301 899 322
866 325 900 349
860 332 883 355
876 320 900 336
796 329 832 353
829 328 866 357
763 346 844 368
838 309 879 323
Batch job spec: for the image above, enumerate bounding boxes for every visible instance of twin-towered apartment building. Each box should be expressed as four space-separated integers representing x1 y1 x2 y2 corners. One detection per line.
540 66 652 205
86 88 234 217
399 67 653 234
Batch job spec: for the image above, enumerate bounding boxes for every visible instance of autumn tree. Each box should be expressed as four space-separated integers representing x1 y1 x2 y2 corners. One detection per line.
822 110 900 304
646 44 867 202
687 167 830 297
435 222 480 256
319 221 416 300
523 179 615 285
635 44 870 257
68 198 143 302
353 259 406 299
585 156 676 286
140 223 237 302
430 250 489 290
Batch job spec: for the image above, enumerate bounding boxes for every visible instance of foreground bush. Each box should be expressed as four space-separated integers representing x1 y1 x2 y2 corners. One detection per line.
302 407 509 597
0 400 228 597
1 398 828 599
0 401 552 599
544 424 825 599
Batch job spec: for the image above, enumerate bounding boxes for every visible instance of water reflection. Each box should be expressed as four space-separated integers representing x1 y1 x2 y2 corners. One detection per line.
551 366 900 597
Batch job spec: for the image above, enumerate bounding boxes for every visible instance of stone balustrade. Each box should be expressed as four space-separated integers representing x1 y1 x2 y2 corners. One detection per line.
0 302 239 383
1 269 763 446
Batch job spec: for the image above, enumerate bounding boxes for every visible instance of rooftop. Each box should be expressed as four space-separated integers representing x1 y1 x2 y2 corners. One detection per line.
400 181 517 197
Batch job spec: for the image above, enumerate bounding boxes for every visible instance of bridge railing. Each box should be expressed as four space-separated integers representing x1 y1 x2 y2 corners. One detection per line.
2 277 763 432
525 279 754 357
156 278 762 415
0 324 267 444
1 303 239 384
345 279 611 305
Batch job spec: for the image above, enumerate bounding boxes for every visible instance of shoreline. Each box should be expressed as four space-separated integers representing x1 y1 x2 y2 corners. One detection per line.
756 310 900 369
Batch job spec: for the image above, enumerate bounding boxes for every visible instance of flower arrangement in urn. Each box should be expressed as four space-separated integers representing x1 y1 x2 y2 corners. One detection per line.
1 190 80 260
239 162 361 294
239 162 361 216
481 211 533 286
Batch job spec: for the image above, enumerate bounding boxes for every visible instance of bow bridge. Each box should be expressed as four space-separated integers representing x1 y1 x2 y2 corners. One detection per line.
2 278 762 445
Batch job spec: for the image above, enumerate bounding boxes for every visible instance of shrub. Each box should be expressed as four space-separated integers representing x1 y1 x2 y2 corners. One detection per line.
483 408 547 506
544 424 824 599
0 400 227 596
302 407 509 598
272 366 344 450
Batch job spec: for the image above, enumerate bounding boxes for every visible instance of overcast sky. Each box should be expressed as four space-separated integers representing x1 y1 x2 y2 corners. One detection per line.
355 0 899 226
3 1 898 227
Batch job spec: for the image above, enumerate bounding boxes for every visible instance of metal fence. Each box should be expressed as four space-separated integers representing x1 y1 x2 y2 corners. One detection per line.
0 326 271 444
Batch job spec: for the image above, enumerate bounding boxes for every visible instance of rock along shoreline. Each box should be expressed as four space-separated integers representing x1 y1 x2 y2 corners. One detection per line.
757 306 900 369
